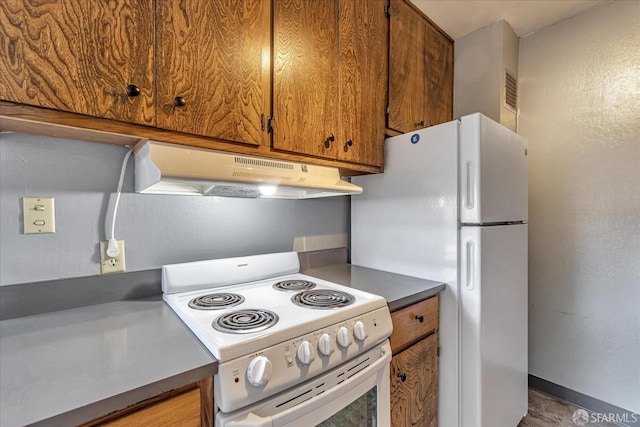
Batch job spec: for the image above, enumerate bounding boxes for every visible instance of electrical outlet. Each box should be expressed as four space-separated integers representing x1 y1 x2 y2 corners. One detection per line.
100 240 126 274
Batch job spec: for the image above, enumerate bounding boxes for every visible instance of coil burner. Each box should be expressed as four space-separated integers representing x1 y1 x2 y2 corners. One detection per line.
291 289 355 309
188 293 245 310
212 309 279 334
273 280 317 291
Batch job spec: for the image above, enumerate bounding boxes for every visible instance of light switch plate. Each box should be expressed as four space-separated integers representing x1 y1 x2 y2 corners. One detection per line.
23 197 56 234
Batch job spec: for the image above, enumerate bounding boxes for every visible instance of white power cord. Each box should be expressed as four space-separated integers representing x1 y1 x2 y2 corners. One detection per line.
107 148 133 257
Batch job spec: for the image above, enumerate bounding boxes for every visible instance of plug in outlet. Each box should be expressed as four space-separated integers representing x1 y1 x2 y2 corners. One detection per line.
100 240 126 274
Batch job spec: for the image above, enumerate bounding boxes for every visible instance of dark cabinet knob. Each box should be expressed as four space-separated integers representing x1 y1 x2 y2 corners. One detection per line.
417 120 425 127
415 314 424 323
125 85 140 97
324 134 335 148
343 139 353 152
398 373 407 382
174 96 187 107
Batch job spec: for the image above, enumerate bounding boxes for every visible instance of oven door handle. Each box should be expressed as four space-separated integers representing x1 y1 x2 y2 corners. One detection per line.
221 342 391 427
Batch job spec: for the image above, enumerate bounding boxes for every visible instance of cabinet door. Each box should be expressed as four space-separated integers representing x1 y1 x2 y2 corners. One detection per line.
83 378 213 427
424 22 453 127
336 0 387 167
0 0 154 125
273 0 339 159
388 0 453 133
102 388 201 427
390 333 438 427
388 0 426 134
156 0 270 146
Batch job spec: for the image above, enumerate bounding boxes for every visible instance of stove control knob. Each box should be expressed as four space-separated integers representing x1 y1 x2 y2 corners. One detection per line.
247 356 272 387
318 333 333 356
296 340 314 365
337 326 351 348
354 321 368 341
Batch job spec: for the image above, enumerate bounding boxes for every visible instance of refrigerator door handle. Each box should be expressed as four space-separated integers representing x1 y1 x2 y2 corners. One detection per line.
465 161 474 210
465 241 474 290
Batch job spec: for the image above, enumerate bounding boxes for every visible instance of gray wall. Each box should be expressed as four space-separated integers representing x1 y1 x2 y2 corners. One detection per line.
0 133 349 285
519 1 640 413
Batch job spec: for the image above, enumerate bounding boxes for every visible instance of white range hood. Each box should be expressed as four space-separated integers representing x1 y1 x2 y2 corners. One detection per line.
134 141 362 199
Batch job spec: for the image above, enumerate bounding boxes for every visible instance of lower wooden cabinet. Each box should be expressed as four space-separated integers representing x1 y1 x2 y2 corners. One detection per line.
389 295 439 426
390 333 438 427
83 377 213 427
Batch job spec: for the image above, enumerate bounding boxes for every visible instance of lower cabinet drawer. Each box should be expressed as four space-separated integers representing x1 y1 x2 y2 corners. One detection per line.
390 296 439 353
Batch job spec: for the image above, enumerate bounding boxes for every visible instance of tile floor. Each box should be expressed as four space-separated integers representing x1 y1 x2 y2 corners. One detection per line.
518 389 618 427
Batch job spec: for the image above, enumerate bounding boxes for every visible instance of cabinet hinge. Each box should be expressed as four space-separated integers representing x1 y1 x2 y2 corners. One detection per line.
267 115 274 134
385 106 390 116
261 114 274 133
437 346 441 357
384 2 391 17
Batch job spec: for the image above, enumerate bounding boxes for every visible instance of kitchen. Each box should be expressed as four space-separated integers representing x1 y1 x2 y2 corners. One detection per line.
1 0 638 426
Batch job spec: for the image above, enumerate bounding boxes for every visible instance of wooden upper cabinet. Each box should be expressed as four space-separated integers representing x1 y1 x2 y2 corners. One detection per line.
425 22 453 128
273 0 387 167
388 0 453 134
336 0 387 167
156 1 271 146
0 0 154 125
0 0 387 173
388 0 427 133
272 0 339 159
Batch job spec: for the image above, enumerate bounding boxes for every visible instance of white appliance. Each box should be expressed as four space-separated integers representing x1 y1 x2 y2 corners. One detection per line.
135 140 362 199
352 113 528 427
162 252 393 426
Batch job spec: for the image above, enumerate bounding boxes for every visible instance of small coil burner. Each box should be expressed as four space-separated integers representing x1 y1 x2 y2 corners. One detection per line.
212 309 279 334
273 279 317 291
188 293 245 310
291 289 355 309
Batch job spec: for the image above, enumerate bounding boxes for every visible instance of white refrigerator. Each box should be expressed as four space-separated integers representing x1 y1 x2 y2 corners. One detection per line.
352 113 528 427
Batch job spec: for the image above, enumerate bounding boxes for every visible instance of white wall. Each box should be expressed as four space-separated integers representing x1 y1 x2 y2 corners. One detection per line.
0 133 349 285
454 19 518 131
519 1 640 412
455 20 502 121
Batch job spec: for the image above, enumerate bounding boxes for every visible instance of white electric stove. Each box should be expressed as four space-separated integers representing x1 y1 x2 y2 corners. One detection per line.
162 252 394 420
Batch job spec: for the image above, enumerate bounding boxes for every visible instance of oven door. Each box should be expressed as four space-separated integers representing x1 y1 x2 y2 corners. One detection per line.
216 341 391 427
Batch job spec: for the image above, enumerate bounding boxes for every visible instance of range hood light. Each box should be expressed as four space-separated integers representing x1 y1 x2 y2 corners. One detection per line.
134 141 362 199
145 180 203 195
259 185 278 196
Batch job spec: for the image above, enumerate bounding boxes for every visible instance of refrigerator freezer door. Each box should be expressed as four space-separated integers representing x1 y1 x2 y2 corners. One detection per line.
352 120 458 280
460 113 528 224
460 224 528 427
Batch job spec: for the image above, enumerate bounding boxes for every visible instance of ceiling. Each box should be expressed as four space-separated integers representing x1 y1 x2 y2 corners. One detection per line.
411 0 611 39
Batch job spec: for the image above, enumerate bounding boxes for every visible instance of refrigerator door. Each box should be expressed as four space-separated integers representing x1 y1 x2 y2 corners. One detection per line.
352 120 460 427
460 113 528 224
460 223 528 427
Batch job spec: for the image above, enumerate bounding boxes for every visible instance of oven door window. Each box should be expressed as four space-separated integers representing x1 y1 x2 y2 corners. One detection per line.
317 386 378 427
